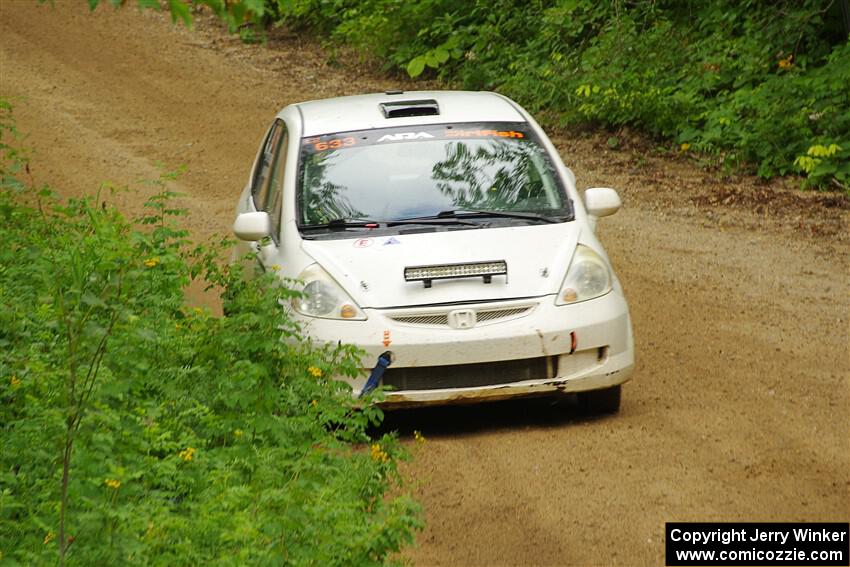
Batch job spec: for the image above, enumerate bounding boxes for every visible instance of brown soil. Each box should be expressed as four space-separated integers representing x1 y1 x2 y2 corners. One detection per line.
2 2 848 565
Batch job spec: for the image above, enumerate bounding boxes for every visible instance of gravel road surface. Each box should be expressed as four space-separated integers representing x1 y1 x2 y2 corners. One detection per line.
2 3 848 564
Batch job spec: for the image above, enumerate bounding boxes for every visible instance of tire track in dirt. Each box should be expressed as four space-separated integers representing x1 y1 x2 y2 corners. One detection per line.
2 2 848 565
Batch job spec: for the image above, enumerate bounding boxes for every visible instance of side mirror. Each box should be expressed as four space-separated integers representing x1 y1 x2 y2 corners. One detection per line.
584 187 622 218
233 211 271 241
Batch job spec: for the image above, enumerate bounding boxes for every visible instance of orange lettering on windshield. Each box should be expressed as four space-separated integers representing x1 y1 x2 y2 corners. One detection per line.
445 129 524 139
306 136 357 151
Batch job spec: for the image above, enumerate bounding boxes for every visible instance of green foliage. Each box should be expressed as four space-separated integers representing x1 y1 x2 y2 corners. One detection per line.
0 103 421 565
262 0 849 191
84 0 271 33
794 142 850 191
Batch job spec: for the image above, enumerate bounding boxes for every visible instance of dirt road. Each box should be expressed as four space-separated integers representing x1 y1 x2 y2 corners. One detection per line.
2 2 848 565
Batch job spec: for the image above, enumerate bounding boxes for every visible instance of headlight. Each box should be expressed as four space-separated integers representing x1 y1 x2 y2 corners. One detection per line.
556 245 612 305
292 264 366 320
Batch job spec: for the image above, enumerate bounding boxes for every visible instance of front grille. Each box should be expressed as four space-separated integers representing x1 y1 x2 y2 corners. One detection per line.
391 313 450 326
382 356 558 391
388 304 534 328
476 306 532 322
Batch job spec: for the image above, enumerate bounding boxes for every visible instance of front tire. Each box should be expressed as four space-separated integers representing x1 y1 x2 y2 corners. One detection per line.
577 385 621 415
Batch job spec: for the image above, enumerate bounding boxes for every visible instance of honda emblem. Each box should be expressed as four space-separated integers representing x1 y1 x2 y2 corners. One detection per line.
447 309 477 329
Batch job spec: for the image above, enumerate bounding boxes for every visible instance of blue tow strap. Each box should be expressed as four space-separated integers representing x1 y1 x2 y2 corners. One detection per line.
359 351 393 398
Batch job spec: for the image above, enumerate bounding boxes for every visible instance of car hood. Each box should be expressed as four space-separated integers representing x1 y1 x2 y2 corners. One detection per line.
300 223 581 309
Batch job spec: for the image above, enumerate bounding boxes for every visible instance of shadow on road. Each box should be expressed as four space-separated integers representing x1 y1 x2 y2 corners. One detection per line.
373 394 614 439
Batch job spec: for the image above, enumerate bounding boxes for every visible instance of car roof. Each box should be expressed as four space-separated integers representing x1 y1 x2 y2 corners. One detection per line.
293 91 527 137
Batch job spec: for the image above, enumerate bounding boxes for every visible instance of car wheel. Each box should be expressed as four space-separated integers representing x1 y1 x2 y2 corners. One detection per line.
577 385 621 415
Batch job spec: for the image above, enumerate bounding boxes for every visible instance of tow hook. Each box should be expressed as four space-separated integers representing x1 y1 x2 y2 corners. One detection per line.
359 351 394 398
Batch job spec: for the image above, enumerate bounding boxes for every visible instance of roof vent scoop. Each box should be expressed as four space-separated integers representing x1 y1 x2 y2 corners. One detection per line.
379 99 440 118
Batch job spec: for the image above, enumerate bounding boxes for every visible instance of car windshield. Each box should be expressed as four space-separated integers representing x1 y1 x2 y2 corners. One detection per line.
297 123 572 230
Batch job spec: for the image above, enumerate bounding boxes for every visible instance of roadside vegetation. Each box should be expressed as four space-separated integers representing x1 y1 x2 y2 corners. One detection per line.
88 0 850 193
0 101 421 565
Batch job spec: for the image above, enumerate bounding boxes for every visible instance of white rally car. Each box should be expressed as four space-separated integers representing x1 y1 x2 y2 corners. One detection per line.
232 90 634 412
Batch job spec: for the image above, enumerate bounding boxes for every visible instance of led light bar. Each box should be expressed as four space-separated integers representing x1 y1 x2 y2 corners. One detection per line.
404 261 507 288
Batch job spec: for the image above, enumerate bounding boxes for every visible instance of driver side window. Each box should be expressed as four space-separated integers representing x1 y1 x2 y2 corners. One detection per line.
251 120 288 242
252 120 284 211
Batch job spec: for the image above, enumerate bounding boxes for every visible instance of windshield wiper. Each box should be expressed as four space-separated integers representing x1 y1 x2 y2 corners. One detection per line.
300 217 483 232
386 216 481 227
434 209 564 223
299 218 380 231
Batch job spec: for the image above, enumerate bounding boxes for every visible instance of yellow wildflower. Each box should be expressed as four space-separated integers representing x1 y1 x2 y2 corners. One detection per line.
234 429 244 438
413 430 426 443
679 143 690 152
307 366 322 378
104 478 121 489
270 264 282 272
370 443 389 463
178 447 196 462
43 532 55 545
311 399 318 408
778 55 793 70
10 376 21 388
143 257 160 268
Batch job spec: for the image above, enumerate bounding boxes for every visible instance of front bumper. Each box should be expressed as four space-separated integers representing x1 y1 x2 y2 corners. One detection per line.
294 291 634 406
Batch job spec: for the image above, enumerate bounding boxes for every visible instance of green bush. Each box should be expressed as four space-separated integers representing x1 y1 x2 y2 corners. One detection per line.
265 0 850 191
0 102 421 566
